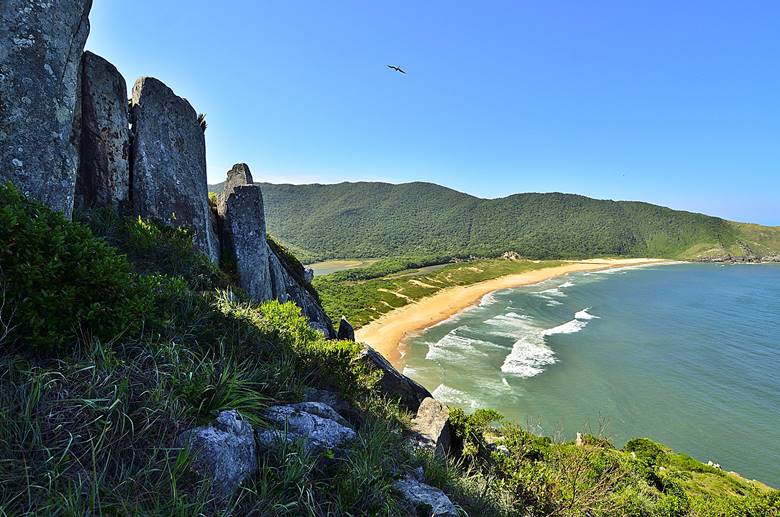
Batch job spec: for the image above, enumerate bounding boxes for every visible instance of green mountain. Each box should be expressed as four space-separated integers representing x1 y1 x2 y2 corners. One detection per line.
210 181 780 262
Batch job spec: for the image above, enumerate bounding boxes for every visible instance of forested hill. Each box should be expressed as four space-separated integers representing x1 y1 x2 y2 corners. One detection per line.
210 181 780 262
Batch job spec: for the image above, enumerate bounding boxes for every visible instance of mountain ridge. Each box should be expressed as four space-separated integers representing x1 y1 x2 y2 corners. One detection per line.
209 180 780 262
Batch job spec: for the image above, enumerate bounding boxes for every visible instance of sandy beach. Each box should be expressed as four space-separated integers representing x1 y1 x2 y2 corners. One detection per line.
355 258 673 366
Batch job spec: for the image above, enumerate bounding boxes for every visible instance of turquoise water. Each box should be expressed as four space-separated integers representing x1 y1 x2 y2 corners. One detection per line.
401 263 780 486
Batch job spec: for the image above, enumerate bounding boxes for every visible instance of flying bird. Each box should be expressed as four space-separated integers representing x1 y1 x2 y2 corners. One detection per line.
387 65 406 74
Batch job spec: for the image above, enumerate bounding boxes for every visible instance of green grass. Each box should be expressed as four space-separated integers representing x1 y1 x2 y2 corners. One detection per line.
314 257 564 328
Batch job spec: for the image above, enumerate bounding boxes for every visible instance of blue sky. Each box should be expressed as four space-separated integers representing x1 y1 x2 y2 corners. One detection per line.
87 1 779 224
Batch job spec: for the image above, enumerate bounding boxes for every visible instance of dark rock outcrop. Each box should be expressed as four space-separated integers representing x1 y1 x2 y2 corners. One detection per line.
256 402 356 454
411 397 458 457
394 476 459 516
0 0 93 218
75 51 130 209
337 317 355 341
130 76 218 261
177 410 257 499
357 346 432 412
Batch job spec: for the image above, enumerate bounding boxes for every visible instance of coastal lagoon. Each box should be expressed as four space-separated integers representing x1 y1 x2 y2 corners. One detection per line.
402 263 780 486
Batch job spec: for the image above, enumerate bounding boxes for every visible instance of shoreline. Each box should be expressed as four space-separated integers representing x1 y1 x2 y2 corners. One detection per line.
355 258 677 367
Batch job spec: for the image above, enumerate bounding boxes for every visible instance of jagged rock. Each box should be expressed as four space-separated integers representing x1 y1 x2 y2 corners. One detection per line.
217 163 272 301
177 410 257 499
0 0 92 218
214 163 335 334
222 185 273 301
130 76 218 261
357 346 432 412
75 51 130 209
411 397 456 457
394 476 459 517
268 249 336 338
304 268 314 284
256 402 356 453
337 317 355 341
218 163 254 213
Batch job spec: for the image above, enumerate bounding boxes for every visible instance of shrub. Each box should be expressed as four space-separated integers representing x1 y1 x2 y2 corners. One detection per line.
78 208 229 291
0 183 153 354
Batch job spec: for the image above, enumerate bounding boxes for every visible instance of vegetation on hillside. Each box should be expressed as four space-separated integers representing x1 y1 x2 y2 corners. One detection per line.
314 257 564 328
209 181 780 262
1 184 776 515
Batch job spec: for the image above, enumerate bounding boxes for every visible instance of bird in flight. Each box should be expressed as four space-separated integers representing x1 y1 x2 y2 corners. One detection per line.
387 65 406 74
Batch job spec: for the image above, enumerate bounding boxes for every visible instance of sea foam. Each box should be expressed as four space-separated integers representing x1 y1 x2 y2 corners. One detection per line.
500 336 557 377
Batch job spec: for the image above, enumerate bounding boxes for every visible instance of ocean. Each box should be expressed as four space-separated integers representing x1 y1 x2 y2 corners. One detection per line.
401 263 780 486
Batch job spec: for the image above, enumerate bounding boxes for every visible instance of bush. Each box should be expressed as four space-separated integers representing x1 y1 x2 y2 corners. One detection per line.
77 207 229 291
0 183 153 354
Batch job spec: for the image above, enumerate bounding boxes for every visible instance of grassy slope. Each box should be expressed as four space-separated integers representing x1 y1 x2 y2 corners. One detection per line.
211 181 779 262
2 192 777 515
314 257 564 328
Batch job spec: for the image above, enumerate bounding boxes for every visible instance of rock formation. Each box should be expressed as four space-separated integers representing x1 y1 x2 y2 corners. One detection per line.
357 345 432 412
256 402 356 454
130 76 218 261
75 51 130 208
411 397 458 457
217 163 272 300
337 317 355 341
218 163 336 336
394 476 459 516
177 410 258 499
0 0 93 218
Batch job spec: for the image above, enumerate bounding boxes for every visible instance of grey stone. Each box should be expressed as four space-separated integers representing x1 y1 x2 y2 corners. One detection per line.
0 0 93 217
411 397 455 457
217 163 253 214
337 317 355 341
75 51 130 209
304 268 314 284
130 76 217 261
216 164 271 301
222 185 273 301
256 402 356 454
394 476 459 516
357 345 432 412
177 410 257 499
214 164 335 334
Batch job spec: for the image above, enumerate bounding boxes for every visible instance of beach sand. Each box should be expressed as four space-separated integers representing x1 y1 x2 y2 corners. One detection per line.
355 258 672 366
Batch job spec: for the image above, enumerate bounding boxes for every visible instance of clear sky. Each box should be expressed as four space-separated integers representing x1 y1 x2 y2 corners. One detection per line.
87 1 779 225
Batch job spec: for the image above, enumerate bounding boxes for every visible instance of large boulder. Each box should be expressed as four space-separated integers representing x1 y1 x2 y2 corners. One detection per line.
337 317 355 341
177 410 257 499
222 185 273 301
217 163 272 301
75 51 130 209
130 76 218 261
0 0 93 218
411 397 458 457
394 476 459 516
256 402 356 454
357 345 432 412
